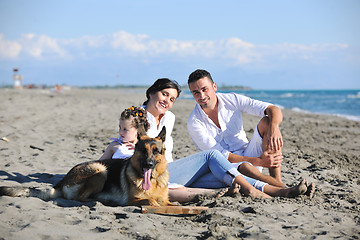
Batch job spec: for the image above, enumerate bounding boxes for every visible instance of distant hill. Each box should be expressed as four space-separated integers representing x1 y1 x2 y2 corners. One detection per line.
217 85 253 91
180 84 252 91
1 83 252 91
78 84 252 91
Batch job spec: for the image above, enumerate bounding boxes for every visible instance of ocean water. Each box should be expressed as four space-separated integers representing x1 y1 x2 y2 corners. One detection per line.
181 89 360 121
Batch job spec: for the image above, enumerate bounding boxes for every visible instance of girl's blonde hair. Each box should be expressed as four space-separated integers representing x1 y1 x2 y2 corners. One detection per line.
120 106 149 136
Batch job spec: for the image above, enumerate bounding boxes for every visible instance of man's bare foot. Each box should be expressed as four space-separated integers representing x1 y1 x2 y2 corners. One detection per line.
305 182 315 199
286 179 308 198
216 183 241 198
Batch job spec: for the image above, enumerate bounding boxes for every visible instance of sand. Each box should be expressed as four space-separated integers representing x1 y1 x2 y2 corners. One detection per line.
0 88 359 240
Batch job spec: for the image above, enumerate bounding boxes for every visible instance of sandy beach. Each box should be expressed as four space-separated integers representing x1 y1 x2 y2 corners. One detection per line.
0 88 359 239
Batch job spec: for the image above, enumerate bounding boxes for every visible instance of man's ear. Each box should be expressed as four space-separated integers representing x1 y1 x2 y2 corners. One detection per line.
213 82 217 91
157 126 166 142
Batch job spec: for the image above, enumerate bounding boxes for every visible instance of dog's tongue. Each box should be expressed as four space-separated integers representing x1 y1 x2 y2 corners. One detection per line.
142 168 152 190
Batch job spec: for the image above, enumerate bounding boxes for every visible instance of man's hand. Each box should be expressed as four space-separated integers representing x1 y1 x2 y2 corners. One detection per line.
267 124 283 152
259 150 283 168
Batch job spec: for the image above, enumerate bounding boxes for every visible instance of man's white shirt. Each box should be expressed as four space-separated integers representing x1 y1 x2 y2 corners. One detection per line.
187 92 270 159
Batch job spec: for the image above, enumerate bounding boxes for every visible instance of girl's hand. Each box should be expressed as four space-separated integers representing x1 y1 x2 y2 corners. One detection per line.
124 142 136 150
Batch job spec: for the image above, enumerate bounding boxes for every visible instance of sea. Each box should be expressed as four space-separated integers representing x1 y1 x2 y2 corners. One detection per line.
181 89 360 122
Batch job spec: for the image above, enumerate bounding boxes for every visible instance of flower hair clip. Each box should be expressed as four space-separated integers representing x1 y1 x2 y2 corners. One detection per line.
126 106 145 118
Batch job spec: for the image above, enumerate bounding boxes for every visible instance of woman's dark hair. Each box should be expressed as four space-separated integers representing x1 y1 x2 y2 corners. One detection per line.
143 78 181 105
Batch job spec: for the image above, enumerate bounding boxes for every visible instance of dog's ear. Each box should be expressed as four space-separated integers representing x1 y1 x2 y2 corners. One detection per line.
137 125 147 139
157 126 166 142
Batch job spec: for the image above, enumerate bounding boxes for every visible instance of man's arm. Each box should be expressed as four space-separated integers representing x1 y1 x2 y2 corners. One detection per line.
228 152 282 168
264 105 283 152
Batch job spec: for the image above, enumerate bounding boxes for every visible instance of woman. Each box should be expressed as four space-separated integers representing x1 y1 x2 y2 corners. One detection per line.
142 78 314 202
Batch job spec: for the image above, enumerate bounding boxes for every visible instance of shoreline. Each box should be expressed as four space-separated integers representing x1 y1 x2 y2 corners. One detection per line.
179 88 360 122
288 108 360 122
0 88 359 239
3 87 360 121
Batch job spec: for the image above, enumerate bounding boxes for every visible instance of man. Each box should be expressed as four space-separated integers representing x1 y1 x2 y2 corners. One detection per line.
187 69 285 187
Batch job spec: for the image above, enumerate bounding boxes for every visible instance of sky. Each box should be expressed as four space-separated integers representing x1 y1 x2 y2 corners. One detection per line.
0 0 359 89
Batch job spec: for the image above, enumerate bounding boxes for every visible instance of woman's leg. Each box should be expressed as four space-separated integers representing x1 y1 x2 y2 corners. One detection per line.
189 172 228 188
168 187 231 203
189 150 270 198
168 150 240 203
168 150 238 187
169 150 271 199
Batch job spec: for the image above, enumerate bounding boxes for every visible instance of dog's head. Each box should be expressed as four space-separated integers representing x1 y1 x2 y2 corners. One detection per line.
131 126 167 190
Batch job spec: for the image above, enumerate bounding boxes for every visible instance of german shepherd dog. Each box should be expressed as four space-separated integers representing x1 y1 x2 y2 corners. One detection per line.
0 127 172 206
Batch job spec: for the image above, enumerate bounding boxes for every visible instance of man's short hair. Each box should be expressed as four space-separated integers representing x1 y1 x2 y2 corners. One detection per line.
188 69 213 84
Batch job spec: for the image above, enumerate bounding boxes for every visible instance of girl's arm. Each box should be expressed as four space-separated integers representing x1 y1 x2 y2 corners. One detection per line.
99 142 117 160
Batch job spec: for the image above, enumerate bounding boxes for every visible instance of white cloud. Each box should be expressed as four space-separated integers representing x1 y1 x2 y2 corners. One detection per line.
0 33 70 59
111 31 149 53
20 34 68 59
0 31 350 67
0 34 22 59
63 35 106 49
106 33 256 64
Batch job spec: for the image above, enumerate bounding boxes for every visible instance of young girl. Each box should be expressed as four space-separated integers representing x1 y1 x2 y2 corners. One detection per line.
99 106 149 160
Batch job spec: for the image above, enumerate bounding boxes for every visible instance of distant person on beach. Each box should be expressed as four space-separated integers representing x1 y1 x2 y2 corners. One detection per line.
99 106 149 160
187 69 286 188
141 78 314 202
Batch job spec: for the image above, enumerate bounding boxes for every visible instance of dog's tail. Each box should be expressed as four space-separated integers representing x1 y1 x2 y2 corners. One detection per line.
0 186 61 201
